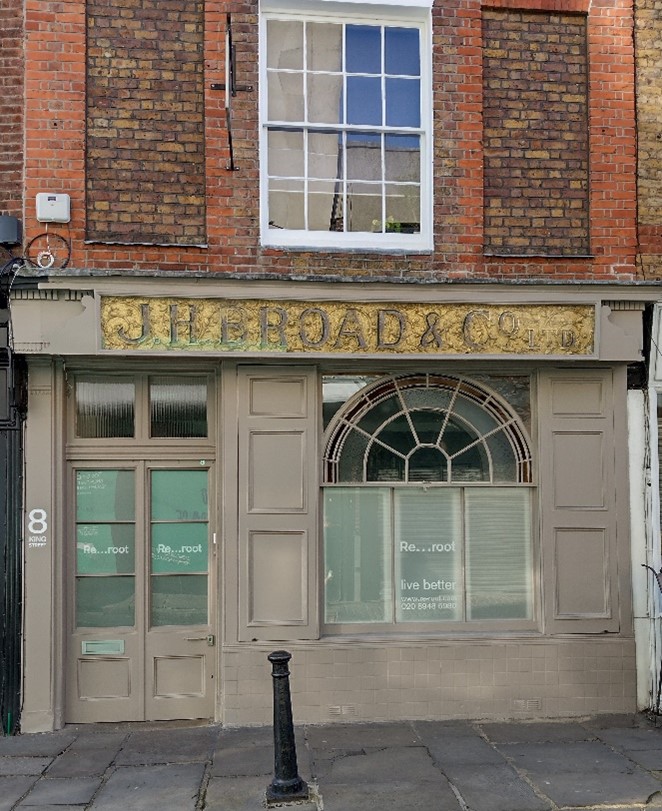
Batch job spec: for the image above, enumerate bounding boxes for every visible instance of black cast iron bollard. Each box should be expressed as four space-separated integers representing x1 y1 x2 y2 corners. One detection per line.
266 650 309 804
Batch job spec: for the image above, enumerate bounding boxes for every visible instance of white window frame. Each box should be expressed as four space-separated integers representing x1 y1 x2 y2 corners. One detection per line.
259 1 433 252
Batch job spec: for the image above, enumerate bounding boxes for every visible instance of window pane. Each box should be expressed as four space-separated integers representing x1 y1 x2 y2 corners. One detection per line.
324 487 391 622
408 447 447 482
385 27 420 76
346 25 381 74
77 524 135 574
307 22 342 72
269 184 305 230
347 133 381 181
76 576 135 627
337 428 370 481
346 76 381 125
375 413 417 455
151 523 208 573
385 135 420 183
75 379 134 438
308 181 338 231
385 184 420 232
268 72 304 122
346 182 381 231
308 130 341 179
366 444 405 481
409 409 443 445
267 20 303 70
385 78 420 127
486 431 518 482
150 376 207 438
465 489 532 619
76 470 135 522
451 444 489 482
151 575 207 626
323 375 377 428
308 74 342 124
269 129 305 177
151 470 208 520
395 489 462 621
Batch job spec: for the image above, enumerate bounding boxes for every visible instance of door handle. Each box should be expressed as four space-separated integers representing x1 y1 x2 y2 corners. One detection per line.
185 634 215 646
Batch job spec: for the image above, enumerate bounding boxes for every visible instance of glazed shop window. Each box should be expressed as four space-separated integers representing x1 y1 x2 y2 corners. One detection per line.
74 375 209 439
261 13 432 251
322 374 534 628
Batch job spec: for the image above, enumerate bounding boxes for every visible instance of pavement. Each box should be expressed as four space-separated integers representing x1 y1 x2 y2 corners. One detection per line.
1 715 662 811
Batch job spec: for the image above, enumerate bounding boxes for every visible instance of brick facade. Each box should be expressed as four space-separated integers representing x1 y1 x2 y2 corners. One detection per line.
635 0 662 279
86 0 206 245
482 11 590 257
0 0 23 219
21 0 637 281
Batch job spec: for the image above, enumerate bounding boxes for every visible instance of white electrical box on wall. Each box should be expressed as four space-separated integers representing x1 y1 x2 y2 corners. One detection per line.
36 193 71 223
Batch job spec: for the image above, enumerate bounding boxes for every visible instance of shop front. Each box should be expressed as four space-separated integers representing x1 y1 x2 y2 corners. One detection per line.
13 277 645 731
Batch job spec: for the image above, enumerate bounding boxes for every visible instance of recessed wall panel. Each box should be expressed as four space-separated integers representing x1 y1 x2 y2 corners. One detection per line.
250 378 307 416
249 532 307 624
249 431 305 511
554 529 609 617
553 432 604 508
78 658 130 699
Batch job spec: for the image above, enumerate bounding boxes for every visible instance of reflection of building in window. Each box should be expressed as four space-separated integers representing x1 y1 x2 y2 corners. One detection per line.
322 374 534 628
262 16 428 248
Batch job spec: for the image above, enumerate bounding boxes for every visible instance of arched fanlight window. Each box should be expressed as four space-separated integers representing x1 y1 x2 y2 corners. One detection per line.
324 374 532 485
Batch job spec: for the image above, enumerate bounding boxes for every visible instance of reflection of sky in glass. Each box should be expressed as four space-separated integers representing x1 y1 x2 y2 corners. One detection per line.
344 25 420 129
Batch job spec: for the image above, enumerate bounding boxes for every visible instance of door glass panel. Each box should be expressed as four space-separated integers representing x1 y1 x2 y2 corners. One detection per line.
150 470 209 627
76 470 135 521
75 378 135 438
151 524 208 573
77 524 135 574
151 470 208 520
149 376 208 438
75 470 136 627
76 576 135 628
151 575 208 626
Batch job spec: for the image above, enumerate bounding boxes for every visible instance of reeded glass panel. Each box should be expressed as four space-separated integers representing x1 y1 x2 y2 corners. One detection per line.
77 524 135 574
465 489 532 619
149 376 208 438
75 379 134 438
337 428 370 482
151 524 208 573
395 489 462 621
76 470 135 521
324 487 391 623
151 575 207 626
76 576 135 627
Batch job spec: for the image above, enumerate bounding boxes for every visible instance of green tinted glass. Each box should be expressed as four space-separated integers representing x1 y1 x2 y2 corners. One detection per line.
151 470 208 520
76 470 135 522
77 524 135 574
151 523 208 573
76 576 135 627
151 575 207 626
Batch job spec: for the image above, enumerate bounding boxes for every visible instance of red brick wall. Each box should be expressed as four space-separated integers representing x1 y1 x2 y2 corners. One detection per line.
22 0 638 281
86 0 206 245
0 0 24 219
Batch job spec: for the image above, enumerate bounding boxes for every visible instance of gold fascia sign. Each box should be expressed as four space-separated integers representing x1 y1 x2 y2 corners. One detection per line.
100 296 595 357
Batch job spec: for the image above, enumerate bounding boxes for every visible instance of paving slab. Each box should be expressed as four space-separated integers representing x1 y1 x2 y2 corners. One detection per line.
499 740 640 774
0 758 52 776
211 743 273 777
46 745 121 778
305 722 419 752
17 776 101 806
528 769 662 808
480 721 594 744
0 777 40 811
90 763 205 810
319 781 462 811
204 775 317 811
620 748 662 770
317 745 444 785
115 726 219 765
414 724 506 767
595 727 662 751
442 763 552 811
0 735 76 758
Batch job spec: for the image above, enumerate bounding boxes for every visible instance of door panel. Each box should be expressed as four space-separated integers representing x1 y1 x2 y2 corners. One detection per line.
67 463 216 723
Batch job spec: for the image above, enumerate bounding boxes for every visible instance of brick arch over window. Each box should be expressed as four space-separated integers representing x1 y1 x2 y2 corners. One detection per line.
323 374 532 485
